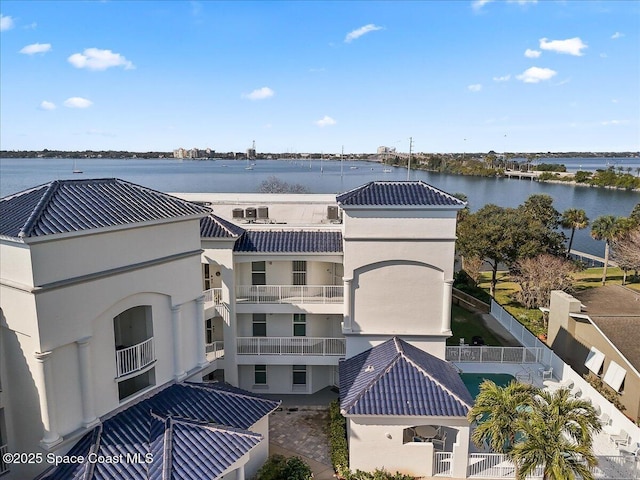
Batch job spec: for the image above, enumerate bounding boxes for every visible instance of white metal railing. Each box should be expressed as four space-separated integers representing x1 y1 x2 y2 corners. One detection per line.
0 444 9 475
467 453 543 478
592 455 640 479
236 285 343 304
434 451 453 476
445 346 544 363
237 337 346 356
206 341 225 359
203 288 223 306
115 338 155 378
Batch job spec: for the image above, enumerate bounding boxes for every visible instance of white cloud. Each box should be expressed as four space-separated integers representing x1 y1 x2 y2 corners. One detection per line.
524 48 541 58
68 48 134 71
467 84 482 92
507 0 537 4
611 32 624 39
539 37 587 56
20 43 52 55
64 97 93 108
472 0 493 11
315 116 336 127
1 14 14 31
516 66 557 83
345 24 383 43
40 101 56 110
493 74 511 82
242 87 275 100
601 120 626 126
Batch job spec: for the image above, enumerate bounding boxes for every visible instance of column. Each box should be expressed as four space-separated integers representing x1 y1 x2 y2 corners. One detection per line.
172 304 186 380
342 278 352 332
441 279 453 333
76 337 98 428
221 256 238 386
34 351 62 448
235 464 245 480
451 426 470 478
195 296 208 368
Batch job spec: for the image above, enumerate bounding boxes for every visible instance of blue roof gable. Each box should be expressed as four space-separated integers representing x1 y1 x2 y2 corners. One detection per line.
234 230 343 253
340 337 473 417
0 178 211 239
336 181 465 207
39 382 279 480
201 213 246 238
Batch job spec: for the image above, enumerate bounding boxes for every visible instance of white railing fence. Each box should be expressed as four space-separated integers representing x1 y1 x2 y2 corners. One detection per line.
203 287 223 306
592 455 640 479
0 444 8 475
434 451 453 476
115 338 155 378
205 341 225 359
237 337 346 356
446 346 543 363
236 285 343 304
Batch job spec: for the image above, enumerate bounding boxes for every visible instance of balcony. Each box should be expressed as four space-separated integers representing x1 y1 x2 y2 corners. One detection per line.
236 285 343 304
237 337 346 356
115 338 155 378
203 288 223 308
205 341 225 361
0 444 8 475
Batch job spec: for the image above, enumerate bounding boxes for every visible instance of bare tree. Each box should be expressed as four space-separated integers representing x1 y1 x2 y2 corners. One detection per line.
611 227 640 284
511 254 575 309
258 176 309 193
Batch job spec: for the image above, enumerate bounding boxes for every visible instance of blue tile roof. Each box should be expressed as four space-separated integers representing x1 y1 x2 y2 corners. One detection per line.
0 178 211 239
39 382 279 480
201 213 246 238
233 230 343 253
340 337 473 417
336 181 466 207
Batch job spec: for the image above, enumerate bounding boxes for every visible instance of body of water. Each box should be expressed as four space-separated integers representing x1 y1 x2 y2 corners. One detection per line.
1 157 638 258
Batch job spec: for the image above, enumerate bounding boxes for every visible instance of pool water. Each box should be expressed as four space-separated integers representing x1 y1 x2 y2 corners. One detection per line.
460 373 516 399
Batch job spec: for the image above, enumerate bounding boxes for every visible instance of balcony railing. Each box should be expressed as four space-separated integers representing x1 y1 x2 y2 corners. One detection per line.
115 338 155 378
236 285 343 304
237 337 346 356
205 341 225 359
445 346 544 363
0 444 9 475
203 288 223 306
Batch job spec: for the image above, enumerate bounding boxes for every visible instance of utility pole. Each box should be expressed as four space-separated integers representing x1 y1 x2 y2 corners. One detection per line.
407 137 413 181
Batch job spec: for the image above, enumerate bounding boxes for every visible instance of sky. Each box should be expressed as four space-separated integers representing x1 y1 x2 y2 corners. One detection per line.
0 1 639 154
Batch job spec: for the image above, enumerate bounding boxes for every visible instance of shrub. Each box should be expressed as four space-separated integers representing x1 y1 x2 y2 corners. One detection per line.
349 469 416 480
256 454 312 480
329 400 349 478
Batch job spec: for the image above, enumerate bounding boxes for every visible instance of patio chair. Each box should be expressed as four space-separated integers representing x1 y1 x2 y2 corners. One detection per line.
610 429 630 447
538 366 553 380
620 442 640 458
543 378 573 393
431 432 447 451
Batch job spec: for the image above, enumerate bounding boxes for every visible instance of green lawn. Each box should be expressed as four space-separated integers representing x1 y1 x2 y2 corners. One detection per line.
448 305 504 346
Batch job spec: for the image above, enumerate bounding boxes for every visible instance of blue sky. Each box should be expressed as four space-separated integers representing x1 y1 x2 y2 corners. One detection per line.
1 1 638 154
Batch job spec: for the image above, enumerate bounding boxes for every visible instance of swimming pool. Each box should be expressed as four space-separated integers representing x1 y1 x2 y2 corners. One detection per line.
460 373 516 399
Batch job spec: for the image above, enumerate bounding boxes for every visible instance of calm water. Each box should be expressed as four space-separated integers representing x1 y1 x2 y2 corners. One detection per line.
1 157 638 257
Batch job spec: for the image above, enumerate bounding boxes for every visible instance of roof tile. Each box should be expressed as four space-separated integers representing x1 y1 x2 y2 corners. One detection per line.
336 181 466 207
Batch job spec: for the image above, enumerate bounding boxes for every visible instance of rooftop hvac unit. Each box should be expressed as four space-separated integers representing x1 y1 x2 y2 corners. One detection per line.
245 207 257 219
232 208 244 219
257 206 269 219
327 205 339 220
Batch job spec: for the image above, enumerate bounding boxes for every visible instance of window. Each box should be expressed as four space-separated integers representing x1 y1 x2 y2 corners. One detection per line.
292 261 307 286
253 314 267 337
293 365 307 385
255 365 267 385
118 369 155 401
252 261 266 285
205 319 214 345
293 314 306 336
203 263 212 290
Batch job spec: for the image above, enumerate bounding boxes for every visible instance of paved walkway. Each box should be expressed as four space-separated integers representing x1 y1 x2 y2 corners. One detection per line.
269 406 335 480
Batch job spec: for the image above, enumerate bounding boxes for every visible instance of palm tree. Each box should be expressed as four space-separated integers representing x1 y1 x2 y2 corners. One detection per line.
561 209 589 258
511 388 601 480
590 215 623 285
468 380 535 455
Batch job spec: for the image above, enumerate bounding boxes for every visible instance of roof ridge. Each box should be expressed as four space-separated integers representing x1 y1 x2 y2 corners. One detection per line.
343 348 403 414
18 180 60 238
82 424 103 480
162 415 173 480
397 344 473 409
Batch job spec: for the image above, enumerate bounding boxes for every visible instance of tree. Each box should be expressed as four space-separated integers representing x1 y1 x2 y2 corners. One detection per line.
590 215 624 285
258 176 309 193
611 228 640 284
630 203 640 224
511 254 575 309
468 380 536 456
511 388 601 480
561 209 589 258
